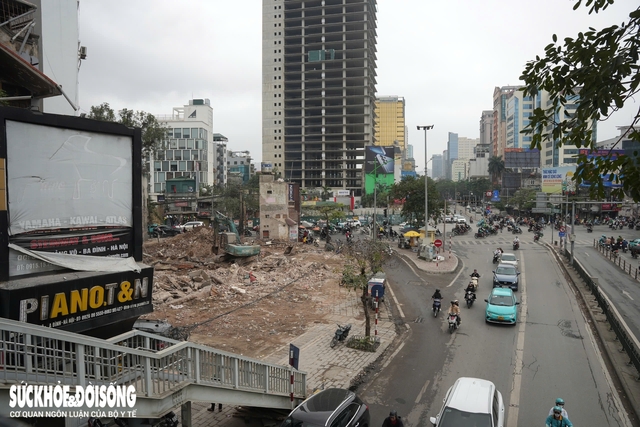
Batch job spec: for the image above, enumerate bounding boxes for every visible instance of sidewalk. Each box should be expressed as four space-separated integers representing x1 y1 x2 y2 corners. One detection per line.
186 248 459 427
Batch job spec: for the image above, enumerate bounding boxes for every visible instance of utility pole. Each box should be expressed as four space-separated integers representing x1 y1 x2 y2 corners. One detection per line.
570 201 576 264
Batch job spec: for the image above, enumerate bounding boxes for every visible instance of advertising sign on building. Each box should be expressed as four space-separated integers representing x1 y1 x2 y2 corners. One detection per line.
542 166 577 194
365 146 395 195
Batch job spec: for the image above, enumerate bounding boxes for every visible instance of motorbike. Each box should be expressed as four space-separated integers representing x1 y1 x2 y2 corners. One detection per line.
432 298 441 317
492 253 500 264
587 226 593 233
464 290 475 308
513 241 520 250
448 313 459 334
534 233 540 242
469 275 479 291
330 323 352 348
512 226 522 234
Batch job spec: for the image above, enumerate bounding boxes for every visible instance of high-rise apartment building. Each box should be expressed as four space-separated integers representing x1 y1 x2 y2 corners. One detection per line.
493 86 521 158
431 154 444 179
538 90 596 166
374 96 405 148
148 99 214 199
479 110 493 148
457 137 479 161
505 90 534 150
446 132 459 180
262 0 378 197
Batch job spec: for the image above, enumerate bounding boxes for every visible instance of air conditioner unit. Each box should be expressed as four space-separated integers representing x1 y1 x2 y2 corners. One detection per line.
79 46 87 59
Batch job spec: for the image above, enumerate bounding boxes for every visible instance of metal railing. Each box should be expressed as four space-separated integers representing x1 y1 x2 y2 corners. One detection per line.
593 239 640 281
561 246 640 379
0 317 306 403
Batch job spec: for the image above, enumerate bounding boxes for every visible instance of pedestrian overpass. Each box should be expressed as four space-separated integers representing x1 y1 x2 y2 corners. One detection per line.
0 317 307 422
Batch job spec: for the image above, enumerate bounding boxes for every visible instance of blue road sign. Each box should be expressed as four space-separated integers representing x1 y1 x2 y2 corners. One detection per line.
558 231 566 237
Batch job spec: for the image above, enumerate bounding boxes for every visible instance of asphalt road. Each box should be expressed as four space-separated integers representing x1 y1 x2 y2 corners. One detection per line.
360 225 631 426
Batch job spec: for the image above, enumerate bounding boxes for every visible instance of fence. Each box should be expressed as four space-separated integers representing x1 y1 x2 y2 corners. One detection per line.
563 245 640 379
593 240 640 281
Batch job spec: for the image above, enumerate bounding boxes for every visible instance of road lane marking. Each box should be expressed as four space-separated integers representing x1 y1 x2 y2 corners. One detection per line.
507 255 526 426
415 379 430 404
382 341 406 369
446 258 465 288
386 278 406 319
622 290 634 301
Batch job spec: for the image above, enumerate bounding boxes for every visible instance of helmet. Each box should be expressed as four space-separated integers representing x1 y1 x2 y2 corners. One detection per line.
555 398 564 405
552 406 563 414
389 410 398 417
453 300 459 305
435 289 440 293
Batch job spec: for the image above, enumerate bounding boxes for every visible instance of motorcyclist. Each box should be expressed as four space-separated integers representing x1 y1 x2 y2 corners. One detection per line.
464 283 477 301
548 398 568 418
545 405 573 427
432 289 443 300
470 269 481 279
381 410 404 427
448 300 461 325
493 248 502 262
513 236 520 246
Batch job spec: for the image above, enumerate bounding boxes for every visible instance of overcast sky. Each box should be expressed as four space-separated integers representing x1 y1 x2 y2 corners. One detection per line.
78 0 638 173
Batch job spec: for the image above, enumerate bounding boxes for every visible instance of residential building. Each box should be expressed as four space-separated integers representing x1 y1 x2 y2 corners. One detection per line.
32 0 81 115
431 154 444 179
0 1 64 110
259 173 300 241
468 143 491 179
598 126 637 153
213 133 228 187
451 160 467 182
479 110 493 147
458 137 479 161
261 0 378 197
442 149 448 179
505 89 534 150
149 99 214 200
493 86 521 158
228 151 254 185
374 96 405 147
538 90 596 166
446 132 458 180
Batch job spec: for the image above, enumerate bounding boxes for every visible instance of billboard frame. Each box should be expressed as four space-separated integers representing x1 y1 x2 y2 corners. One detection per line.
0 107 144 281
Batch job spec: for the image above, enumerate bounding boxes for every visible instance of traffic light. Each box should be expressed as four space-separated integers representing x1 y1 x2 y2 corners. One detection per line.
384 209 388 217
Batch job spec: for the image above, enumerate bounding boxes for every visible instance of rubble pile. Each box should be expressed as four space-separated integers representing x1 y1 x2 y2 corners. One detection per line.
142 229 352 356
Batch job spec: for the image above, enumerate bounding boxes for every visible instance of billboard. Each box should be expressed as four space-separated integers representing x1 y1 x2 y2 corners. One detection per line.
542 166 576 194
504 149 540 168
0 107 151 333
365 146 395 174
365 146 395 194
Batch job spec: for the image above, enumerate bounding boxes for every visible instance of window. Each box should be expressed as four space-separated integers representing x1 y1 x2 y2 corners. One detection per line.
183 128 190 138
174 129 181 138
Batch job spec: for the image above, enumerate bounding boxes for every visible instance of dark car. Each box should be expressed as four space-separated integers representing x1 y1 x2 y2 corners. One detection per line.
280 388 370 427
492 263 520 291
150 224 182 238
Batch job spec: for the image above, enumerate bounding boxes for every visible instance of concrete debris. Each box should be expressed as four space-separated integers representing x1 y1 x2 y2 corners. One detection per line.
142 227 351 356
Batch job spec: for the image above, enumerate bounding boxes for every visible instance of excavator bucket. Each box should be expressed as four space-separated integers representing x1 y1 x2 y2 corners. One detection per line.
284 245 294 255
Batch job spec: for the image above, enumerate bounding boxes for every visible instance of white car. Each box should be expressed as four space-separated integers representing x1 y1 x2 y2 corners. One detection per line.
456 217 467 224
445 217 454 223
430 377 504 427
182 221 204 231
348 219 362 227
498 252 518 267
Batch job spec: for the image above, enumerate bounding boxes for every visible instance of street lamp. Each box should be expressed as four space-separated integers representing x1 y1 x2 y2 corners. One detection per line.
417 125 434 232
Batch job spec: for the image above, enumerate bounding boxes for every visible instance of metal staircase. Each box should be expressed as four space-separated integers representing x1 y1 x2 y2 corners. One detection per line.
0 317 307 418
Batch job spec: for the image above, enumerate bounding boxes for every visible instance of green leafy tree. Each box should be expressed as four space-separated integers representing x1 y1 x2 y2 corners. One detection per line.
389 175 442 227
340 239 392 338
520 0 640 200
509 189 537 214
488 156 505 185
321 186 332 201
88 103 167 155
